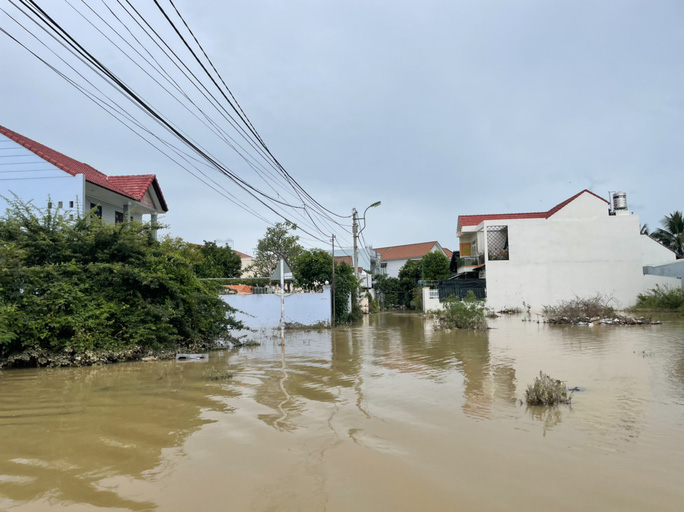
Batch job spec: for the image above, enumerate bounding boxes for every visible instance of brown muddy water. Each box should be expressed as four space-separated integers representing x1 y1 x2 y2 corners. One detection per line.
1 313 684 511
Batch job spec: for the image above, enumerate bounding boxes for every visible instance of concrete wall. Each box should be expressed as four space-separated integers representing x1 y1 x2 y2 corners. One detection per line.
422 287 443 312
222 286 332 329
480 193 663 311
643 260 684 289
641 235 678 267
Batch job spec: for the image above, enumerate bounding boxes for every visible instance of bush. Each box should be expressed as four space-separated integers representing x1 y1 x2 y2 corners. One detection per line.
433 291 488 330
525 371 572 405
542 295 617 324
633 285 684 312
0 200 240 365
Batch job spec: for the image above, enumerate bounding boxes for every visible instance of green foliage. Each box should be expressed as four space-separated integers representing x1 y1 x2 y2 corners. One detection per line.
398 260 422 309
421 251 450 280
193 241 241 278
650 210 684 258
633 285 684 312
333 261 361 325
433 291 488 330
249 222 303 277
0 201 239 364
525 371 571 406
293 249 333 291
373 274 401 309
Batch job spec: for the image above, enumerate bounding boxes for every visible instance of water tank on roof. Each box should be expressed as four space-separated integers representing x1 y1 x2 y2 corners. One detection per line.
612 192 628 215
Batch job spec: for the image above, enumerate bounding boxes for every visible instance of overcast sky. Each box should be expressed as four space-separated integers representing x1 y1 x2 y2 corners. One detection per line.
2 0 683 254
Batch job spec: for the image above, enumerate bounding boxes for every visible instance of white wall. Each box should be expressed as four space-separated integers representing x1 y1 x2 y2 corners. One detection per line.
221 287 332 329
482 193 652 311
0 134 84 215
640 235 677 267
422 287 443 312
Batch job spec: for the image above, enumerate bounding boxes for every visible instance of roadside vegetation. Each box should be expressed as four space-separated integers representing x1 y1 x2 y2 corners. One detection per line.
632 285 684 313
0 201 240 368
525 371 572 406
374 251 451 310
432 291 488 330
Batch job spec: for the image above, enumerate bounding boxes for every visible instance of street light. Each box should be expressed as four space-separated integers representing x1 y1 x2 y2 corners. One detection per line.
353 201 381 281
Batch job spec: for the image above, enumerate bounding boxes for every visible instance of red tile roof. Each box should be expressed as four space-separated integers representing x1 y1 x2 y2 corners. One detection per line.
0 124 167 212
375 241 443 261
458 189 608 228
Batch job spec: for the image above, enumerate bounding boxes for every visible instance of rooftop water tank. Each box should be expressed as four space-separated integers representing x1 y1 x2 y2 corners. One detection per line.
612 191 628 215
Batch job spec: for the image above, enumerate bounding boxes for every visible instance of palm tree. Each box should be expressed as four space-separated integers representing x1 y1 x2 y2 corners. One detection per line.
651 211 684 258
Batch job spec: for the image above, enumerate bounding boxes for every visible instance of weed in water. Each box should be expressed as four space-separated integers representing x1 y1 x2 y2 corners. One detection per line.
525 371 572 405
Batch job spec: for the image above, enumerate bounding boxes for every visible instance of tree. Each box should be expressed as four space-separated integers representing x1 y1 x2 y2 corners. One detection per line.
421 251 451 280
398 259 422 308
0 200 239 365
249 222 303 277
651 211 684 258
373 274 401 308
293 249 333 291
193 241 242 278
333 261 361 325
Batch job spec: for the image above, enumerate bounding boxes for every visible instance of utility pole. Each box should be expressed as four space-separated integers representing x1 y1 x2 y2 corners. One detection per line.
352 208 359 282
279 258 285 345
331 234 336 325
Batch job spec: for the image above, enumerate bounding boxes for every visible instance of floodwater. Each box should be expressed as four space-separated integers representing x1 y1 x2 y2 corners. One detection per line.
1 313 684 511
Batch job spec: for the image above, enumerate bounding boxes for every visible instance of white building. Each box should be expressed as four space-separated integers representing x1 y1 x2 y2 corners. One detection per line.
0 124 168 225
375 241 452 279
456 189 679 311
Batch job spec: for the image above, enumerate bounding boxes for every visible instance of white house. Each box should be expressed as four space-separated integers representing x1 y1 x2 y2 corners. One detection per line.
0 124 168 225
456 189 679 311
375 241 452 279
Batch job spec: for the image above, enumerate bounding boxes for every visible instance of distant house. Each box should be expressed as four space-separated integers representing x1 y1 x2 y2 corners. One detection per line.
234 250 255 277
375 241 450 278
0 125 168 226
456 189 679 311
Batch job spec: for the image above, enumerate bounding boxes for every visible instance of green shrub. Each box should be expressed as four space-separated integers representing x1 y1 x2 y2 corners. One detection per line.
525 371 571 405
0 200 240 364
433 291 488 330
633 285 684 312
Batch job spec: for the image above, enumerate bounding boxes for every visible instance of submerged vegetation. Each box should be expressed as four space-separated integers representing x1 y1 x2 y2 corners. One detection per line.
202 366 234 381
0 201 240 367
525 371 572 406
432 291 488 330
542 295 653 325
632 285 684 313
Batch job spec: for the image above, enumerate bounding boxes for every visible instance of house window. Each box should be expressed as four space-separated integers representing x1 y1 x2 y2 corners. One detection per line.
69 201 74 208
487 225 509 260
58 201 63 208
115 211 124 224
380 262 387 275
90 203 102 219
459 242 472 257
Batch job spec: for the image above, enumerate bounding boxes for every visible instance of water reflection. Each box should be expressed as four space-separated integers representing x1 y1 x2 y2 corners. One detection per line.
0 361 237 510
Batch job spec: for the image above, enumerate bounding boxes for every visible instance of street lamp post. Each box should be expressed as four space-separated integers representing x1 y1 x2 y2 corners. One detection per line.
352 201 381 282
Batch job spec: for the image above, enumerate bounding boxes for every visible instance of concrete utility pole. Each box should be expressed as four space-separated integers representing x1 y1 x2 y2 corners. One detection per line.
352 208 359 281
279 258 285 345
331 234 336 324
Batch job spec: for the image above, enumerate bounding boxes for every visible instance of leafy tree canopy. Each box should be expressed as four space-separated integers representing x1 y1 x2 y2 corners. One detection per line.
421 251 451 280
249 221 303 277
293 249 333 291
193 241 242 279
651 210 684 258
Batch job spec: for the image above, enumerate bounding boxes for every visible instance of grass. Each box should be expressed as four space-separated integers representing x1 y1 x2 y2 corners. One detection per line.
202 366 234 381
632 285 684 313
525 371 572 405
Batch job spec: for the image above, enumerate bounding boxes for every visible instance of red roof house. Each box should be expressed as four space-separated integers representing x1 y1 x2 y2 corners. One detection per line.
0 124 168 223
